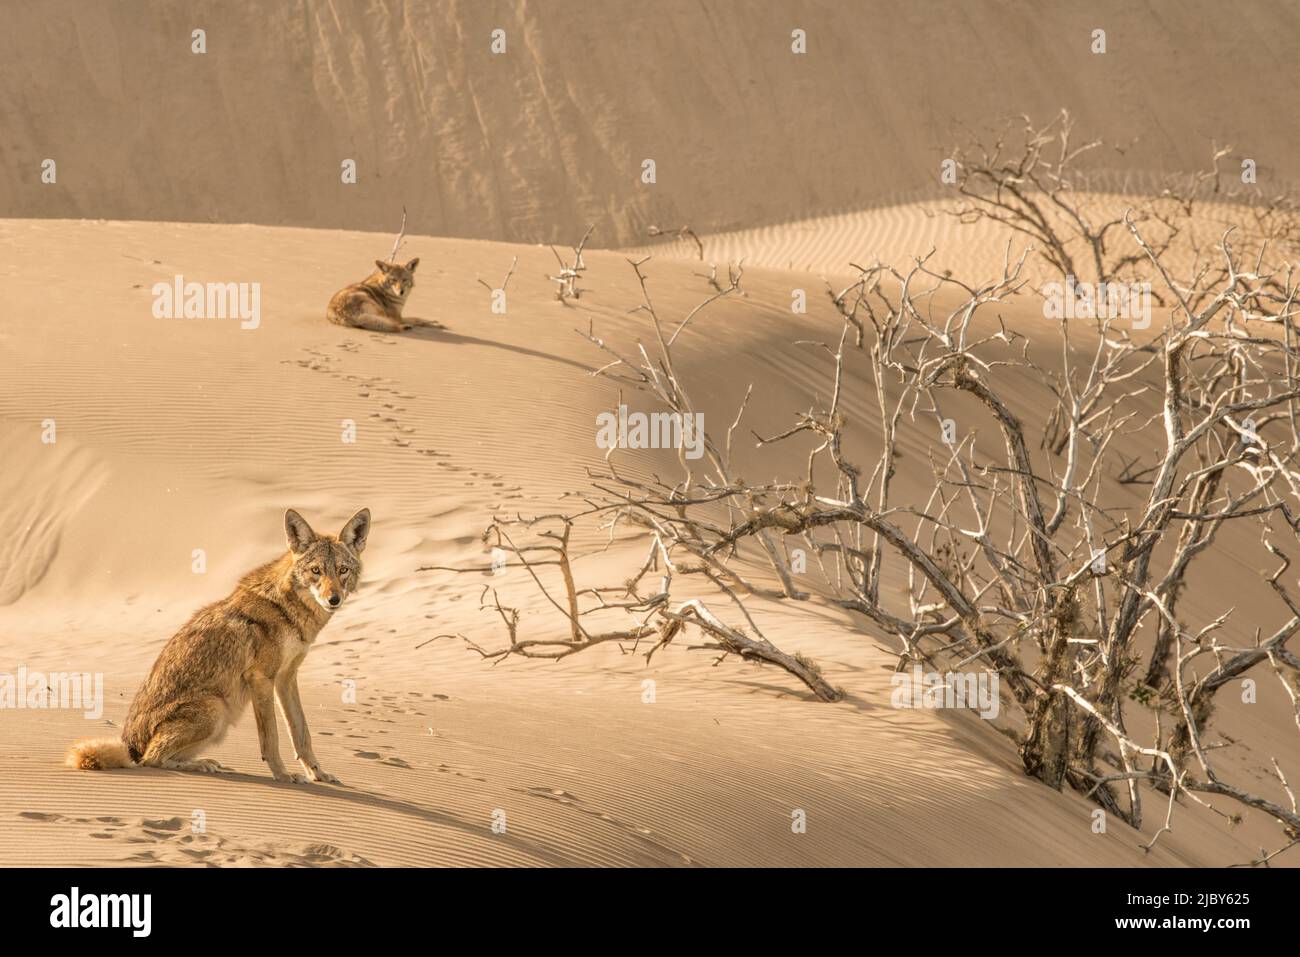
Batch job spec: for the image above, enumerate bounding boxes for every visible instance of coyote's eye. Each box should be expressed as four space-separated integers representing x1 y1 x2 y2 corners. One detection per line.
340 568 351 578
310 566 321 575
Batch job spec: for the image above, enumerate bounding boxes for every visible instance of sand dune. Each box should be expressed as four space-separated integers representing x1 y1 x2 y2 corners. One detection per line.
4 1 1299 246
622 193 1297 283
0 218 1291 867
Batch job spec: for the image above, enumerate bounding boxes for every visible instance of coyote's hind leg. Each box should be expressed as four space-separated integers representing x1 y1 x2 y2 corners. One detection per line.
139 702 232 774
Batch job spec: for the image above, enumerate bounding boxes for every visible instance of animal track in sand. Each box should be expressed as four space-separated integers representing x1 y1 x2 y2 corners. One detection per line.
517 788 696 865
435 763 487 783
18 811 374 866
289 345 521 499
352 749 411 768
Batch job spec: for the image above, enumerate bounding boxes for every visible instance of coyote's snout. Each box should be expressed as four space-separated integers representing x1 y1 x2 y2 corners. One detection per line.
326 258 419 332
66 508 370 783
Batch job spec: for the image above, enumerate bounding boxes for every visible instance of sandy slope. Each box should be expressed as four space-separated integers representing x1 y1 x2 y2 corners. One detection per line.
4 1 1300 246
622 193 1295 283
0 218 1293 867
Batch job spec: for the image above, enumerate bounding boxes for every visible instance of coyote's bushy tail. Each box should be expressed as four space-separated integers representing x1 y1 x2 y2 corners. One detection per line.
66 737 134 770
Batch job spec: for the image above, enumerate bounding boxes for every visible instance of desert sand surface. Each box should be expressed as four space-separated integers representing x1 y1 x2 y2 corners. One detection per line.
620 194 1277 280
0 218 1293 867
3 2 1299 871
6 0 1300 246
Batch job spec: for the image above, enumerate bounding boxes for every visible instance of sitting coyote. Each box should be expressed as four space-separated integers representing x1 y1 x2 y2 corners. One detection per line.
67 508 370 783
326 258 419 332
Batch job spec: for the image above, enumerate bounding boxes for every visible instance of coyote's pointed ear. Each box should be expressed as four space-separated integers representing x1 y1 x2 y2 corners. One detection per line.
340 508 371 554
374 259 391 272
285 509 317 554
405 257 419 272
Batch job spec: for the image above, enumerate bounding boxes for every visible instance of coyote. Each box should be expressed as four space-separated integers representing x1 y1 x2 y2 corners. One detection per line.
326 258 419 332
66 508 370 783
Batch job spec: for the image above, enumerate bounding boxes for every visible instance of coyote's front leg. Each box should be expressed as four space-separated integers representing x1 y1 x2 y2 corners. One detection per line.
251 675 305 783
276 669 340 784
349 308 409 333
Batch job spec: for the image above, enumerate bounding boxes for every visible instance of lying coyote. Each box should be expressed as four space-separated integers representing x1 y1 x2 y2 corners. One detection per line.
67 508 370 783
326 258 419 332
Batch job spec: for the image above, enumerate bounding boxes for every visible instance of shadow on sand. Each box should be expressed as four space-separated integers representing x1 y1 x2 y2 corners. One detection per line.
387 317 597 375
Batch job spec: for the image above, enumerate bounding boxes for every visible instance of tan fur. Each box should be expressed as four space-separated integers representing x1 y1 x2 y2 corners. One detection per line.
66 508 370 784
66 737 132 770
326 258 419 332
